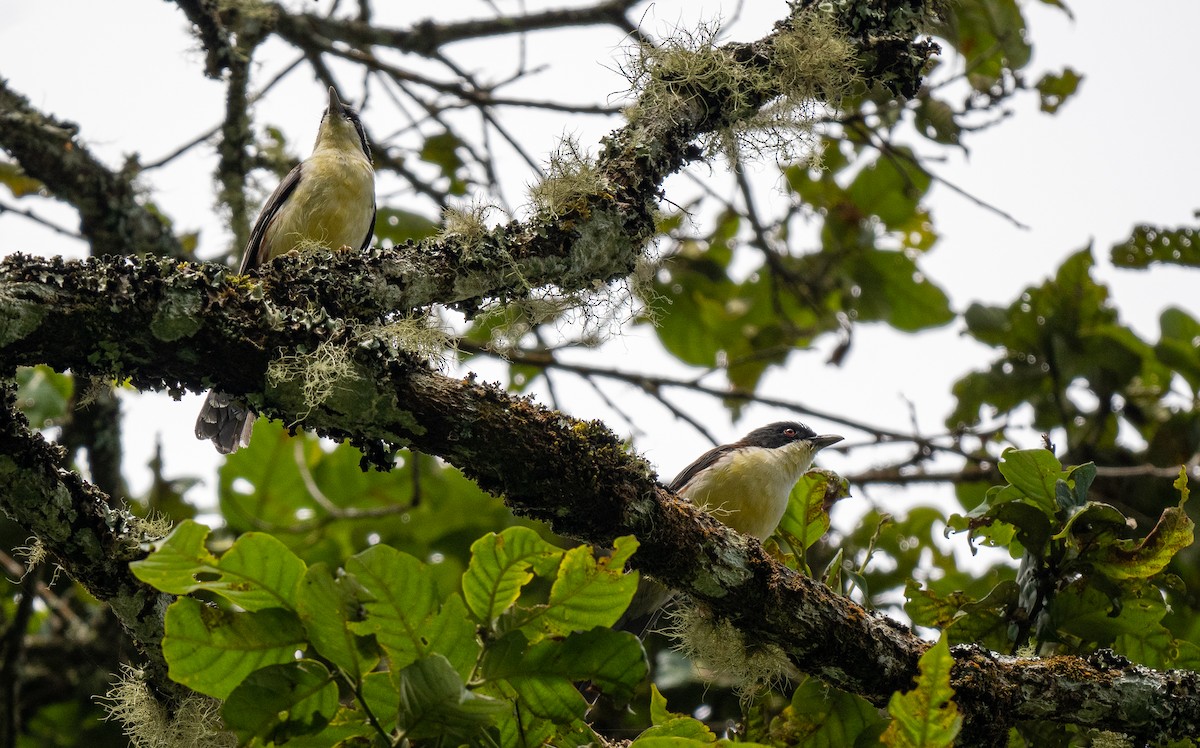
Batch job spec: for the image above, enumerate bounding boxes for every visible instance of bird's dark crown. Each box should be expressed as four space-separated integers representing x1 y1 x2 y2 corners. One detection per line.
322 94 371 159
736 421 818 449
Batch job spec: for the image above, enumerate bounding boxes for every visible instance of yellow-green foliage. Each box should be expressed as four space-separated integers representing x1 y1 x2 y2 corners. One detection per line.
102 666 235 748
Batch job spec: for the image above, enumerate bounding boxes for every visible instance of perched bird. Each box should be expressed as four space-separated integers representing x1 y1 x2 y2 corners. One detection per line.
195 86 376 453
619 421 843 630
669 421 843 540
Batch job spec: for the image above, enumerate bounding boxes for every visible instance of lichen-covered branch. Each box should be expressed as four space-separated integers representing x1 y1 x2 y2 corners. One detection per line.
0 386 177 692
0 80 182 258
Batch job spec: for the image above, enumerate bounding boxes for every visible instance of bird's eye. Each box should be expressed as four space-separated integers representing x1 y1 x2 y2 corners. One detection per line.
783 428 796 437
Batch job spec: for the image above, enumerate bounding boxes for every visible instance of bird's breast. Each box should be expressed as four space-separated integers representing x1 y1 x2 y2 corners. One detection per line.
264 151 375 259
680 444 816 539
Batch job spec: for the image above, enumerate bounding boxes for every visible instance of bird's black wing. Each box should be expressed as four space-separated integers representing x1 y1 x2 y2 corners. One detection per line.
239 162 304 273
667 443 736 493
360 204 376 251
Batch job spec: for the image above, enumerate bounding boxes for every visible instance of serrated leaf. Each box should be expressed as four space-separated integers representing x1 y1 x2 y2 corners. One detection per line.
396 655 505 740
222 660 338 744
523 537 639 636
296 563 378 677
346 545 438 671
881 636 961 747
131 519 305 612
462 527 561 625
163 597 306 699
483 627 647 720
776 469 850 562
424 594 481 681
769 677 888 748
1089 503 1194 581
997 450 1065 509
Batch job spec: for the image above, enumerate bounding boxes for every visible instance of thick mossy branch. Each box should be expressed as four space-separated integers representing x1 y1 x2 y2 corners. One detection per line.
0 80 183 258
0 387 177 690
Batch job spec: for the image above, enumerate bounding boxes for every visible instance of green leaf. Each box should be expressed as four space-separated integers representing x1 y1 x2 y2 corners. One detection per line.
1156 307 1200 390
845 149 931 229
905 580 1018 650
15 366 73 429
346 545 439 671
534 536 639 636
776 469 851 561
632 684 717 742
940 0 1031 89
419 131 468 195
1115 628 1200 670
222 660 339 744
846 250 953 331
359 671 400 730
162 597 306 699
424 594 482 681
483 627 647 720
295 563 378 677
1035 68 1082 113
913 95 961 146
996 450 1066 510
881 636 962 747
462 527 561 626
1049 580 1166 647
374 207 439 246
1089 483 1194 581
769 677 888 747
0 160 45 197
1111 224 1200 269
131 520 305 612
396 655 505 740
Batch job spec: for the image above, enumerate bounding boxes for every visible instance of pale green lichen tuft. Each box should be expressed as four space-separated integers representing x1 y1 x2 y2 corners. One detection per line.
667 605 799 701
100 665 235 748
267 313 455 417
529 137 608 219
439 202 498 243
624 9 857 160
266 338 355 417
364 313 456 369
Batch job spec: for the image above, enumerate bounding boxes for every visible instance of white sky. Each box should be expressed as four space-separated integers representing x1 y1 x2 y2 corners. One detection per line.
0 1 1197 528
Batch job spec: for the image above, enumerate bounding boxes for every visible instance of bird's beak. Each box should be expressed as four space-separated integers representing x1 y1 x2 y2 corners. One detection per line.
811 434 843 450
327 86 341 114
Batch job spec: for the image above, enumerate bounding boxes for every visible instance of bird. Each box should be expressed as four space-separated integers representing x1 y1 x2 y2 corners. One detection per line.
195 86 376 453
619 421 843 630
668 421 843 540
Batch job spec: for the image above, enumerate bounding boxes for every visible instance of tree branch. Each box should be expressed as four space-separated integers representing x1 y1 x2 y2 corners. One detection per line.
0 80 183 258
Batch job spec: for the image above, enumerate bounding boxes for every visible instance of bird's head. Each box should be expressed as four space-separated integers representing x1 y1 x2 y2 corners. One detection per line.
736 421 843 453
315 86 371 159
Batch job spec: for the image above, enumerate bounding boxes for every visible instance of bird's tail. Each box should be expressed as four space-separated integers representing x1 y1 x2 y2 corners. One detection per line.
195 390 255 454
